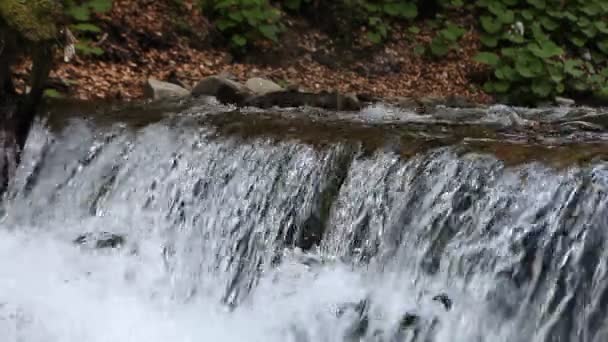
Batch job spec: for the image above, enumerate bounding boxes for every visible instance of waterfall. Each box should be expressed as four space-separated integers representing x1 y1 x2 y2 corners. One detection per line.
1 105 607 342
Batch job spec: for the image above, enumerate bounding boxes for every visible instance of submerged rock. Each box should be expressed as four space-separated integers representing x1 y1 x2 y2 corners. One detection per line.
144 78 189 100
244 90 361 111
399 312 420 329
73 232 125 249
245 77 283 95
432 293 452 311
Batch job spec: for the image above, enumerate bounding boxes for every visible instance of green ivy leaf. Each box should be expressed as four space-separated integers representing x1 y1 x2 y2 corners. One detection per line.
481 16 502 34
441 24 465 41
531 23 549 42
231 34 247 47
547 64 564 82
67 5 91 21
495 65 518 80
474 52 500 66
75 42 104 56
498 10 515 24
217 19 237 31
531 79 552 97
595 21 608 34
367 32 382 44
413 44 426 56
480 34 498 47
580 3 601 16
598 41 608 54
492 81 510 93
526 0 546 9
71 23 102 33
564 59 584 77
528 40 563 58
228 11 244 22
569 36 587 47
87 0 113 13
430 38 450 56
395 2 418 19
43 89 64 99
408 26 421 34
521 10 534 20
259 24 279 41
540 17 559 31
581 26 598 38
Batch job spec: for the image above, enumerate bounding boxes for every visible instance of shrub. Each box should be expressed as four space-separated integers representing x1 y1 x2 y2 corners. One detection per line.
280 0 418 44
200 0 282 51
474 0 608 104
63 0 113 56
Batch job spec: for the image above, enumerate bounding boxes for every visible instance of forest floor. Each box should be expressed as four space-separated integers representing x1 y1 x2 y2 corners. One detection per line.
14 0 494 104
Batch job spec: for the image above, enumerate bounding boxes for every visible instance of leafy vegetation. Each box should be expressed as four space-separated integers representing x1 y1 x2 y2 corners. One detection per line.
474 0 608 104
200 0 282 51
63 0 113 56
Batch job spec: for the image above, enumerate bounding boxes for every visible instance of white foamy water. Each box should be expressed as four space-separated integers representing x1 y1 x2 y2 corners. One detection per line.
2 116 607 342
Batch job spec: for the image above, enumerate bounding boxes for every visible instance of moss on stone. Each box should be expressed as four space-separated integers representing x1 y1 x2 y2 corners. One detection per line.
0 0 61 42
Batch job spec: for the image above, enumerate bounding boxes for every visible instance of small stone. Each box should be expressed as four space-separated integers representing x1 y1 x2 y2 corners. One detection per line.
74 232 125 249
245 77 283 95
418 96 446 107
392 96 417 108
143 78 189 100
338 93 362 111
555 96 576 106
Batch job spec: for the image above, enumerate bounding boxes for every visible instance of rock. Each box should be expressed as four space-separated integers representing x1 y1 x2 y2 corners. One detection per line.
244 90 361 111
245 77 283 95
418 96 446 107
339 298 370 339
432 293 452 311
555 96 576 106
74 232 125 249
191 75 248 97
192 75 252 105
445 95 474 108
559 121 603 132
399 313 420 329
143 78 189 100
391 96 418 108
356 93 381 103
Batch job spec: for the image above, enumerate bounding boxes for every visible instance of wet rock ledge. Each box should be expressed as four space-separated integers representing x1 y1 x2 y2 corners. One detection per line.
143 74 481 112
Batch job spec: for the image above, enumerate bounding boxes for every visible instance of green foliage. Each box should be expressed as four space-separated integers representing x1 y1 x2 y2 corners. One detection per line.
363 1 418 43
200 0 282 51
428 22 465 56
63 0 113 56
279 0 419 44
0 0 61 42
43 88 65 99
475 0 608 104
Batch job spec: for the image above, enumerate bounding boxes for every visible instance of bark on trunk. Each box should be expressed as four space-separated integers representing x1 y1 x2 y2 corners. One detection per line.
0 27 53 194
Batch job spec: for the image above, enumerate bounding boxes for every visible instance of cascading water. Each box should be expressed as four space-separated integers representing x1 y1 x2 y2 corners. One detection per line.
1 101 608 342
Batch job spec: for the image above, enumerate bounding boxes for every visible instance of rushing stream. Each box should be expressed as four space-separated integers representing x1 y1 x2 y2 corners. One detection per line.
1 100 608 342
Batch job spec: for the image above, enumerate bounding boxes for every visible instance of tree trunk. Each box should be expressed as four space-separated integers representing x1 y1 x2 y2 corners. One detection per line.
0 26 53 194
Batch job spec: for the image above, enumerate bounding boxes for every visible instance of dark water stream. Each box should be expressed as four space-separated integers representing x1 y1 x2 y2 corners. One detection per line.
1 99 608 341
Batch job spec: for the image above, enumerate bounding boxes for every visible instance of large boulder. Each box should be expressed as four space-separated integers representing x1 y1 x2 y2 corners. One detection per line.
192 75 246 97
144 78 189 100
192 75 251 105
245 77 283 95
